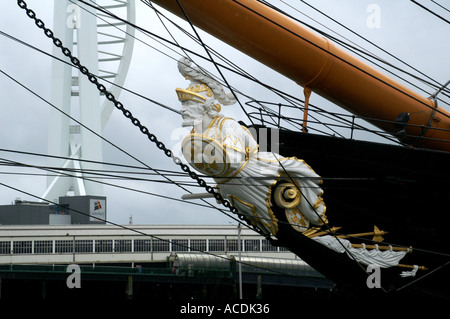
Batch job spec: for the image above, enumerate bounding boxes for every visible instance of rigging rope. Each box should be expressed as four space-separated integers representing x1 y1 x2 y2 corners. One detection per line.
236 0 450 121
174 0 255 127
10 0 450 294
411 0 450 25
76 0 450 143
431 0 450 14
4 147 447 259
0 29 181 115
0 156 216 209
15 0 265 238
0 181 316 281
273 155 388 292
69 0 440 145
1 21 439 145
292 0 450 97
0 62 248 230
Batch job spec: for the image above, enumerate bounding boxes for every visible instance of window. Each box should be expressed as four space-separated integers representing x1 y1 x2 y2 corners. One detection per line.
134 239 152 252
55 240 73 254
75 240 93 253
261 239 278 252
226 239 240 252
34 240 53 254
0 241 11 255
13 241 32 254
208 239 225 252
244 239 260 252
152 239 170 252
172 239 188 252
95 240 113 253
190 239 207 252
115 239 132 252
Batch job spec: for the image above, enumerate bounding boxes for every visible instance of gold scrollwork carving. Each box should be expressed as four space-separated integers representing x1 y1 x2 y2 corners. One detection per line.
273 182 302 209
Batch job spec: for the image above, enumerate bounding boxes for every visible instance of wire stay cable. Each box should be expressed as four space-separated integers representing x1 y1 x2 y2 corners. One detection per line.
15 0 266 236
6 1 450 293
0 180 319 281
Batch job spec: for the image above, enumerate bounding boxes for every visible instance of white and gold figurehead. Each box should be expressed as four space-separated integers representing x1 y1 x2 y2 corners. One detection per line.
176 58 235 130
176 57 327 237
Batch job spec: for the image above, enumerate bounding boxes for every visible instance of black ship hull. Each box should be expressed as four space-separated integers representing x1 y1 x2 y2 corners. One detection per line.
271 129 450 298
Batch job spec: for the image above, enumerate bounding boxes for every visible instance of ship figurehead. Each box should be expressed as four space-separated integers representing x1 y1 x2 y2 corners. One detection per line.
175 57 421 280
176 57 327 236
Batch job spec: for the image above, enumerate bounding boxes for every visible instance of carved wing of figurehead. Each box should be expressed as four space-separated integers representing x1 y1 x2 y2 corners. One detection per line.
177 58 236 106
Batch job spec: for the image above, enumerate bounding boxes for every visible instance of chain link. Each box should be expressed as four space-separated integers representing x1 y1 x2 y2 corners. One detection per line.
16 0 269 237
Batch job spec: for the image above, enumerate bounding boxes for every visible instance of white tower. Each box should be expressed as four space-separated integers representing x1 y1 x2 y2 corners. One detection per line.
44 0 135 200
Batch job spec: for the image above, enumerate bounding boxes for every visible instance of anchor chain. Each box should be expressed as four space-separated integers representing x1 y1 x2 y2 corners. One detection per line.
16 0 267 237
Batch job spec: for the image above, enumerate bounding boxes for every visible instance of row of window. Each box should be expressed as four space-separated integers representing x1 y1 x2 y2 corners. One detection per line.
0 238 286 255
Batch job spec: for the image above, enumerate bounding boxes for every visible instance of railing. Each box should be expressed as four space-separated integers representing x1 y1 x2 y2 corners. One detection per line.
245 100 450 148
0 236 287 257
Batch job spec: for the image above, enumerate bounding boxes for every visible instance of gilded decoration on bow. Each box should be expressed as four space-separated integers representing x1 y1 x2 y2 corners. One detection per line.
174 57 423 276
175 57 328 236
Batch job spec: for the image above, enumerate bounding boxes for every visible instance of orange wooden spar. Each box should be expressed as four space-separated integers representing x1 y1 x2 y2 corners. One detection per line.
151 0 450 152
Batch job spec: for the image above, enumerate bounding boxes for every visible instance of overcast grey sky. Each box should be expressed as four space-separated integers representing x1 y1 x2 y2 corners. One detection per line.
1 0 449 226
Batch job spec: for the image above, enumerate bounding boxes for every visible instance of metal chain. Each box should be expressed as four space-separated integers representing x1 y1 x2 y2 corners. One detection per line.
16 0 268 237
